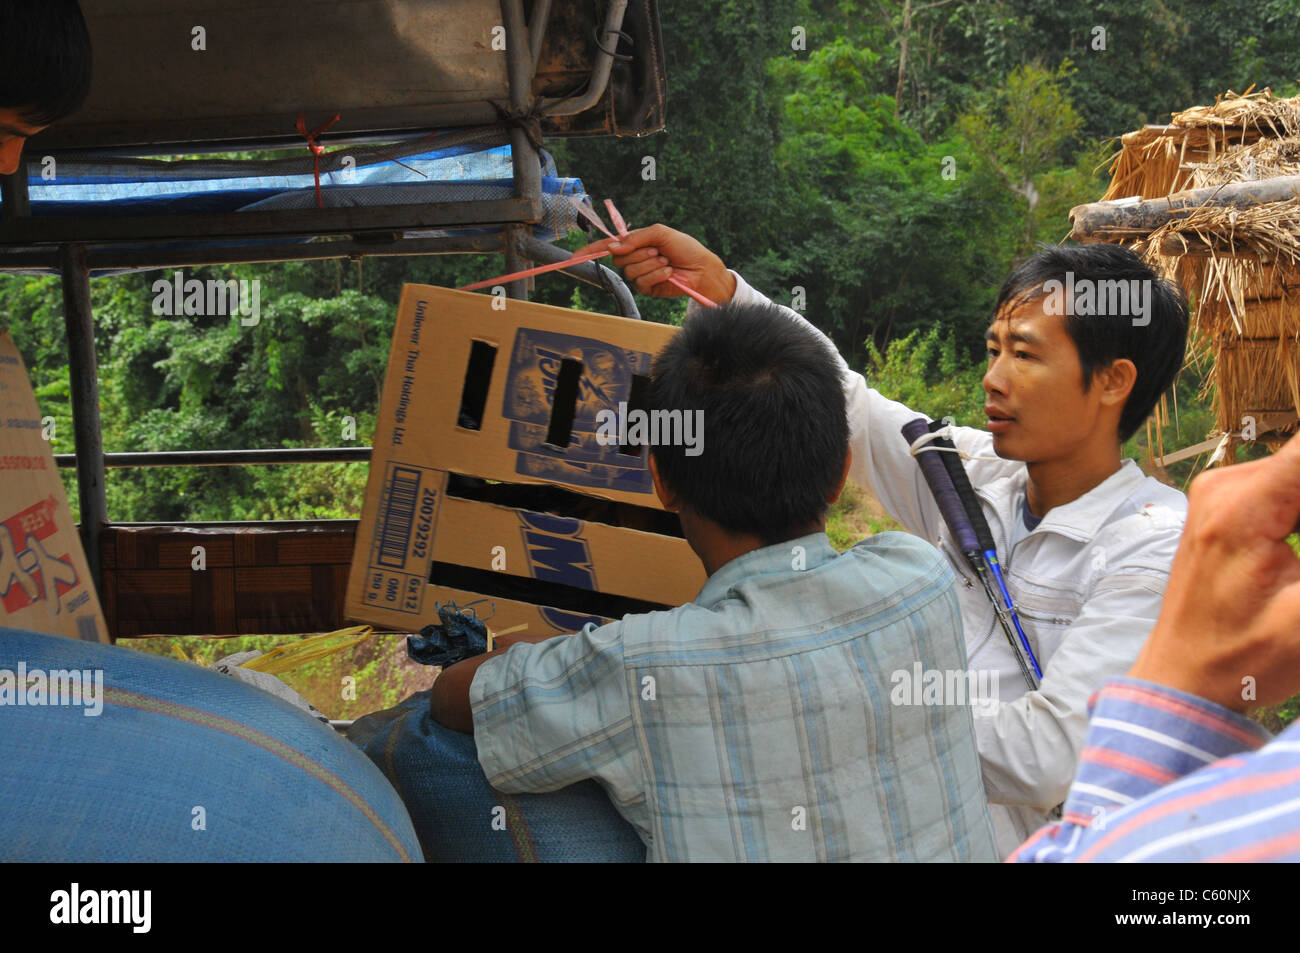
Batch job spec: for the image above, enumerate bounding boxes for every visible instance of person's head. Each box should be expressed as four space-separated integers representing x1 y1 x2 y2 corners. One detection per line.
0 0 93 175
983 243 1188 463
647 301 851 557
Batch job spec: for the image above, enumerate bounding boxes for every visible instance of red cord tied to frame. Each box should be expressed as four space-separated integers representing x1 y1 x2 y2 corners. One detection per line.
296 112 342 209
459 197 718 308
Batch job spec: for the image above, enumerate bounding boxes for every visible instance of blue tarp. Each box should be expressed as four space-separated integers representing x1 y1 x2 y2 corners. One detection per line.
0 626 423 862
8 141 587 247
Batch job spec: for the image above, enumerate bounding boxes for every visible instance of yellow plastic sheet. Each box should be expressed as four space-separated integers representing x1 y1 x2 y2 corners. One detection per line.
240 625 373 675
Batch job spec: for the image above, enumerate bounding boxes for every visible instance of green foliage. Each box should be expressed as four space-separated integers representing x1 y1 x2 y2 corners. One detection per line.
552 0 809 326
825 480 902 551
957 60 1085 247
864 326 988 426
755 36 1021 360
126 633 433 719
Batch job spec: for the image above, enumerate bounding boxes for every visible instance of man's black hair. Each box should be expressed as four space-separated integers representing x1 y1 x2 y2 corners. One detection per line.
0 0 93 128
993 243 1189 442
648 301 849 545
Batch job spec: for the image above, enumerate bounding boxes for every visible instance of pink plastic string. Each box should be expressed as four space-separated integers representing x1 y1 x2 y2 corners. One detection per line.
570 195 615 237
458 197 718 308
457 249 612 292
604 200 716 308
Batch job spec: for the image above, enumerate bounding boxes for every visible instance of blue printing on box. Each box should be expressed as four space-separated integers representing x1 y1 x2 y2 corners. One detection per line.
501 327 654 494
363 461 612 630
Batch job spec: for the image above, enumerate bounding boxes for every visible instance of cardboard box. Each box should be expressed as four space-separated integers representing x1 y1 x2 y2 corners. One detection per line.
0 331 110 642
345 286 706 635
392 284 683 507
422 582 617 641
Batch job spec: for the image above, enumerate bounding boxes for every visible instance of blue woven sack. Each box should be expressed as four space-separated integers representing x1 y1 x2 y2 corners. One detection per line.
352 692 646 862
0 626 421 862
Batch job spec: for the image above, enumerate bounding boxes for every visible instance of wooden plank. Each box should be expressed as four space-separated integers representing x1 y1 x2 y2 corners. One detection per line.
277 531 356 564
116 527 138 569
100 532 117 569
157 537 234 569
211 567 237 634
236 592 314 631
253 533 278 567
1157 411 1299 467
104 525 359 637
233 532 258 566
190 565 214 633
234 566 311 592
115 569 192 594
114 593 194 623
311 563 337 629
102 567 117 638
332 564 350 627
1156 436 1223 466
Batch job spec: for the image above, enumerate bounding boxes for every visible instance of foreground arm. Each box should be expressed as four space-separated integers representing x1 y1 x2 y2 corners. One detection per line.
1008 677 1270 862
468 620 640 797
429 631 565 734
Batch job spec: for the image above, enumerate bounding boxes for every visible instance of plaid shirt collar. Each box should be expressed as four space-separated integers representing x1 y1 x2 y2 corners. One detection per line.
693 532 839 609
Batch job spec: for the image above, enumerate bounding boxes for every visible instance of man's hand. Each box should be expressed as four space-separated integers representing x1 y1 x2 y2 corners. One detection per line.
1128 433 1300 712
574 224 736 303
429 631 570 733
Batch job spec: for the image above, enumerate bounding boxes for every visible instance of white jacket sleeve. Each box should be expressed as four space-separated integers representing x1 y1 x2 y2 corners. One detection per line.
975 560 1176 810
691 270 1020 539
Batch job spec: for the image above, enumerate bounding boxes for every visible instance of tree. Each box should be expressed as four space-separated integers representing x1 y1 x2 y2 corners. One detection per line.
765 37 1021 360
957 60 1082 247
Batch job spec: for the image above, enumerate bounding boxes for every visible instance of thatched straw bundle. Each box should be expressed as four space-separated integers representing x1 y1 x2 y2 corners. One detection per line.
1215 339 1300 429
1189 137 1300 188
1103 89 1300 201
1085 89 1300 440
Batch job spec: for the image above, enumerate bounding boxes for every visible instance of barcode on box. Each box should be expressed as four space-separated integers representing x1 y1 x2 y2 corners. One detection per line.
375 465 423 569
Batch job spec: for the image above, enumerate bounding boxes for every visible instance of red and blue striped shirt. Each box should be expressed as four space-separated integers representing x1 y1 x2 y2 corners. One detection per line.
1010 677 1295 862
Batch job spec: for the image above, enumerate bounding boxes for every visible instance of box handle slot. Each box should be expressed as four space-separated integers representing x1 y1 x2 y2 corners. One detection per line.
545 358 584 448
457 340 498 431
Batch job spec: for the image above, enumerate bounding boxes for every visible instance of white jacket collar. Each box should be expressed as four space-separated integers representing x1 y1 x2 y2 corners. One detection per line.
977 458 1149 543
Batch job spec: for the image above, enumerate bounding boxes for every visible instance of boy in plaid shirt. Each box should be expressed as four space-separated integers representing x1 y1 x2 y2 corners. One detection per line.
431 300 995 862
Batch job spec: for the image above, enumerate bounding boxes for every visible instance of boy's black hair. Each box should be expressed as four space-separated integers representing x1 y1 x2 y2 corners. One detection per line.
0 0 93 128
648 301 849 545
993 243 1189 442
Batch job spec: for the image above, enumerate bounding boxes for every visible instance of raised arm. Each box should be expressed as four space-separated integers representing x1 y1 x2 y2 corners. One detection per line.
580 225 1019 539
576 226 737 305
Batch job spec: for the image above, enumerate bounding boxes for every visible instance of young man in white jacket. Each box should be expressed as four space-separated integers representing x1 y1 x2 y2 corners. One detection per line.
579 225 1191 857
